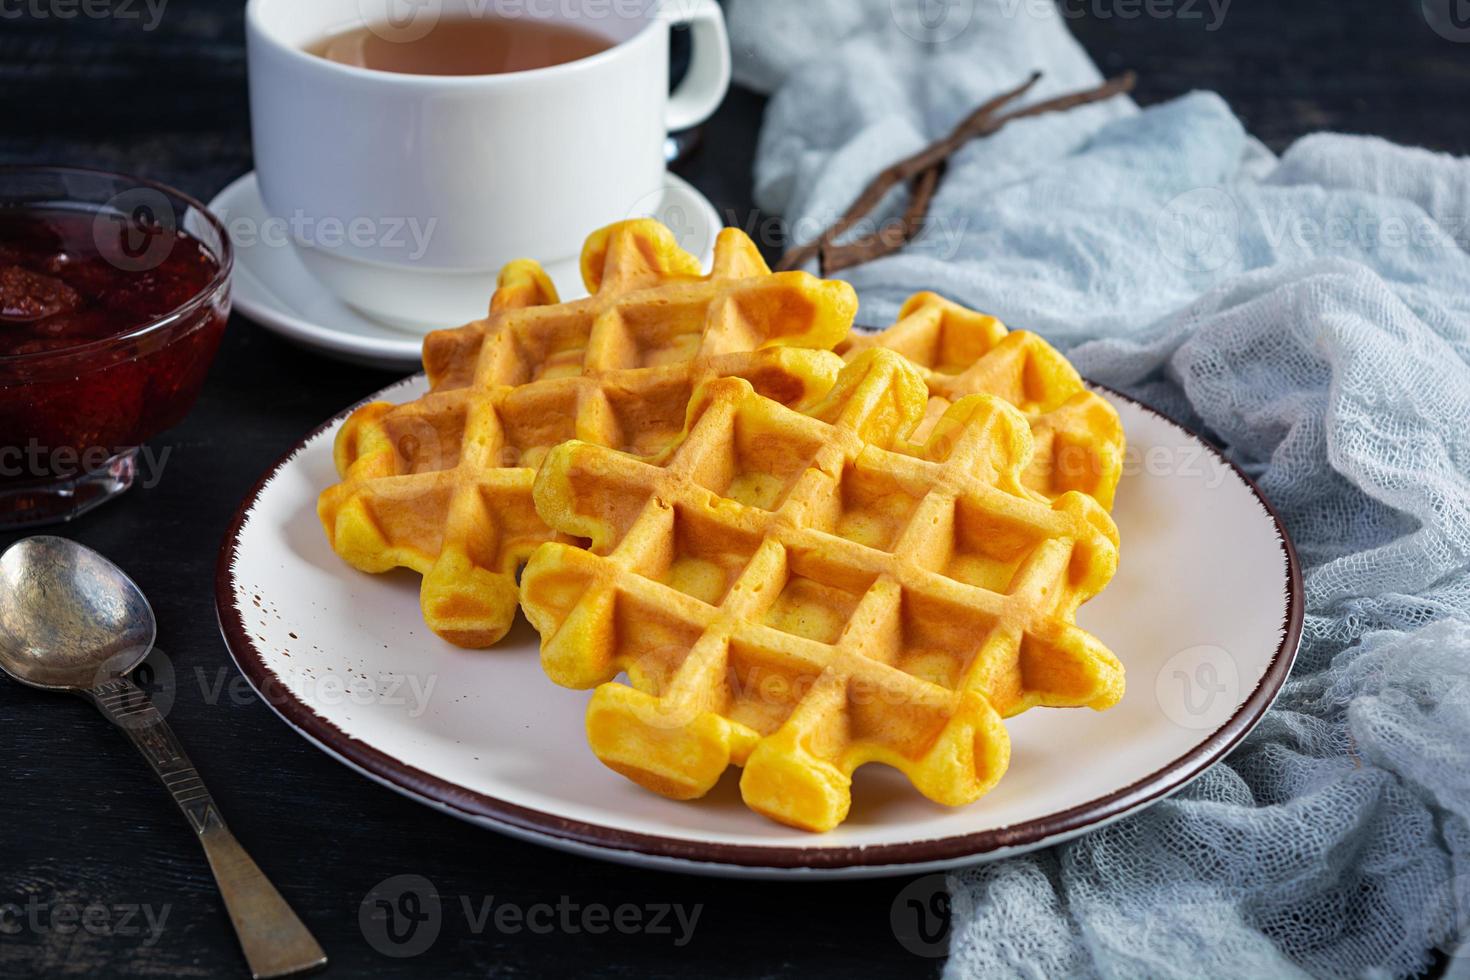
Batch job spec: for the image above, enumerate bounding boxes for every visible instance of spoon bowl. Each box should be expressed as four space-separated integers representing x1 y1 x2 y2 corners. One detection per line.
0 534 325 978
0 536 156 691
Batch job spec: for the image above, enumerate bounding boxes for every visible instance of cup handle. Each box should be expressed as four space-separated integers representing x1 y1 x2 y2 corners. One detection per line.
659 0 732 133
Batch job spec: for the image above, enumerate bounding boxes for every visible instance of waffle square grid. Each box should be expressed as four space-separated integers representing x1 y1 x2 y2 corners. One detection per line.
521 348 1123 832
318 221 857 647
840 292 1126 509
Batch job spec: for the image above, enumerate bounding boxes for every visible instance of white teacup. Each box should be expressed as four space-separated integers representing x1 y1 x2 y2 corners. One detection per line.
245 0 731 331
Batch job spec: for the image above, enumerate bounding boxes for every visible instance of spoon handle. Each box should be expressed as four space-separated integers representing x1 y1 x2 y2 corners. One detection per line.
86 676 327 980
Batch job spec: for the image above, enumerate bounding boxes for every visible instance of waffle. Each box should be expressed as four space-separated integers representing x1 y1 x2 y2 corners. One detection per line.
839 293 1125 509
318 220 857 648
520 348 1123 832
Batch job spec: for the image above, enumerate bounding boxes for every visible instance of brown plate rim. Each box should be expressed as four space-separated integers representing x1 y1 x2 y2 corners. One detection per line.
215 376 1304 872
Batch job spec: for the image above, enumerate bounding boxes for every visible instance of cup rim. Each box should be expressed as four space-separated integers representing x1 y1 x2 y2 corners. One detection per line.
0 164 235 368
245 0 661 87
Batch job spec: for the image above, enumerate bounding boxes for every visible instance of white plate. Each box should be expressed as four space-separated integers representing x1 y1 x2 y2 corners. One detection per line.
217 379 1301 878
206 172 724 372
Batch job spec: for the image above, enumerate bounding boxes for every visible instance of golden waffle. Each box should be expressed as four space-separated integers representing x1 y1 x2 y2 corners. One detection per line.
318 220 856 648
520 348 1123 832
839 292 1125 509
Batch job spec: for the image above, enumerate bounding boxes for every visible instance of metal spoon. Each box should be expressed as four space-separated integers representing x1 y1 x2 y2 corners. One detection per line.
0 536 327 979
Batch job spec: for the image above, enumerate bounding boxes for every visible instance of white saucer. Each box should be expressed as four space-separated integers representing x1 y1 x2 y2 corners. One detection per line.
207 172 725 372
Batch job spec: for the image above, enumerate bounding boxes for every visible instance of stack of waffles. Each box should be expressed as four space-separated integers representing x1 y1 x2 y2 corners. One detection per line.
319 220 1126 831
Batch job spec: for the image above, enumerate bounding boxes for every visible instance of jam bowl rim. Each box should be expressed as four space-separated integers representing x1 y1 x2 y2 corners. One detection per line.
0 164 234 369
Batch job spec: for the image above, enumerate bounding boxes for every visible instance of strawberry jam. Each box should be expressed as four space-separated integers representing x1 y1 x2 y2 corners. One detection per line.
0 209 220 357
0 195 230 526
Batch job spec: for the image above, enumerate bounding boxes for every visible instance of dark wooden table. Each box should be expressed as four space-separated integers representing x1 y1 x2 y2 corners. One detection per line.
2 2 1465 976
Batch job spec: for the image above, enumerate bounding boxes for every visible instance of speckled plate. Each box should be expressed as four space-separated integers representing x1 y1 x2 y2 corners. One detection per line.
216 377 1302 879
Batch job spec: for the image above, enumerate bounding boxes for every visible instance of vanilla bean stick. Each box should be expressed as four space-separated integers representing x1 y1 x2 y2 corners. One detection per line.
777 71 1041 274
822 163 942 274
777 71 1137 275
985 70 1136 132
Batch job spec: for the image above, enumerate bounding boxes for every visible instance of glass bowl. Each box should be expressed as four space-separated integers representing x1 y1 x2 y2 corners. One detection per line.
0 167 232 528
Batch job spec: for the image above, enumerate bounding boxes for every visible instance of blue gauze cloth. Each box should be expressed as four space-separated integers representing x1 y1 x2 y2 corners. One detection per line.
726 2 1470 976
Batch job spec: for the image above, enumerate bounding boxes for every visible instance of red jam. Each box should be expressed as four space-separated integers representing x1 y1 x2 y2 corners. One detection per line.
0 207 228 486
